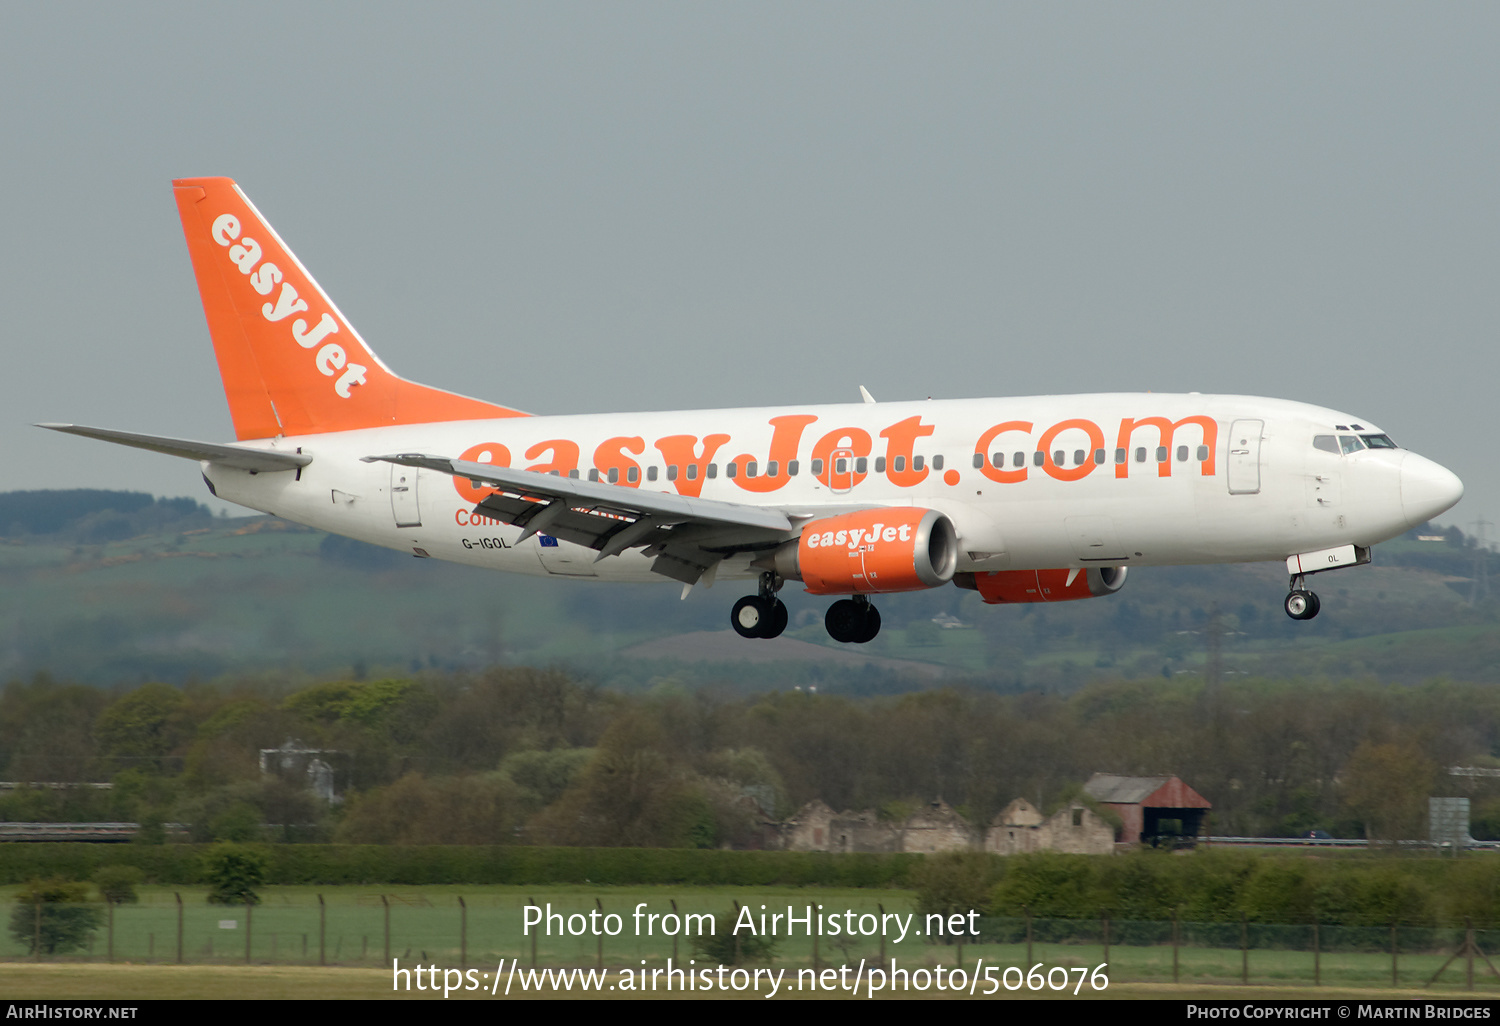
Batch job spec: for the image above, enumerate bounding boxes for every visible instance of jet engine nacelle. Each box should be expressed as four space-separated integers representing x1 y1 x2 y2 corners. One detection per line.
770 507 959 594
956 566 1128 604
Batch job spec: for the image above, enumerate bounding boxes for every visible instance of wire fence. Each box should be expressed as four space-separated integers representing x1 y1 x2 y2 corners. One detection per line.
5 897 1500 991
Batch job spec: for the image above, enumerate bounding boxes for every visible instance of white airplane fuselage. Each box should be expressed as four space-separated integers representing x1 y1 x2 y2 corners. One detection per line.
204 391 1459 585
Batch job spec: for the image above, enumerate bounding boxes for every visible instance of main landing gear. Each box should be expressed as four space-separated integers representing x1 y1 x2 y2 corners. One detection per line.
731 573 789 639
1284 575 1321 621
728 576 883 644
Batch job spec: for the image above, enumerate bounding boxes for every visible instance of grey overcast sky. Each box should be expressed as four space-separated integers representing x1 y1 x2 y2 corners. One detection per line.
3 4 1495 529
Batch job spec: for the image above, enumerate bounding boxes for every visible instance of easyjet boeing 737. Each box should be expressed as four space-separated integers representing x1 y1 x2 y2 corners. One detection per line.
42 178 1465 642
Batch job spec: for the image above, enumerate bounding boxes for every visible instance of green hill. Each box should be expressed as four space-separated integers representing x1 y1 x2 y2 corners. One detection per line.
0 491 1494 689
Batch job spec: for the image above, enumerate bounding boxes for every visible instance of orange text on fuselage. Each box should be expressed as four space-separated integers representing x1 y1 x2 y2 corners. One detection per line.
450 414 1220 502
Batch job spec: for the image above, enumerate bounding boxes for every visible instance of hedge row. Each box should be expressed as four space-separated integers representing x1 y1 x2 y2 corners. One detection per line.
0 845 921 888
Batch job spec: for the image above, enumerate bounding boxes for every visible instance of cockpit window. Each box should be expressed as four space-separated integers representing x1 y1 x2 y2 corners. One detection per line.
1361 433 1398 449
1338 435 1366 455
1313 435 1340 454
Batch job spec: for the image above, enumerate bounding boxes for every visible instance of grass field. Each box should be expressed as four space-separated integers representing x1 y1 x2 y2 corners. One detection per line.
0 963 1483 1000
3 886 1498 995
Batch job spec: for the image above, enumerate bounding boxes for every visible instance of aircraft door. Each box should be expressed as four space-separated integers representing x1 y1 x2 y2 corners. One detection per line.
830 449 854 494
390 465 422 527
1226 420 1263 495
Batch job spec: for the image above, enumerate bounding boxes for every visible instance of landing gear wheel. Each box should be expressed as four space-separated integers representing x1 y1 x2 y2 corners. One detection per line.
825 598 881 644
762 600 789 639
825 599 861 643
1284 590 1321 621
732 595 771 638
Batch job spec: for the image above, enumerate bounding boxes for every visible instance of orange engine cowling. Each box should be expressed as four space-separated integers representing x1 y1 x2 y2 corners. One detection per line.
957 566 1128 604
771 507 959 595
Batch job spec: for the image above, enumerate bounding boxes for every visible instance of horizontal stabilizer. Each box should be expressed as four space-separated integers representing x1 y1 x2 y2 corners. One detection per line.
38 424 311 473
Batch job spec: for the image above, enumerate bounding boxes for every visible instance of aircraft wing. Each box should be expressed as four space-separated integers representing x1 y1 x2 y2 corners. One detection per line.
38 423 312 473
366 452 798 584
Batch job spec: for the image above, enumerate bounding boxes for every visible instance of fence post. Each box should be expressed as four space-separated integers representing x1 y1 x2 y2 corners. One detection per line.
733 900 742 967
175 892 183 964
318 894 325 966
1391 922 1398 987
107 899 114 963
1172 909 1179 984
1467 917 1475 992
459 896 467 971
879 903 887 969
382 895 390 967
1240 913 1248 984
245 900 253 964
529 897 537 969
1024 905 1033 967
596 899 605 972
32 896 40 962
1102 911 1110 968
670 900 679 966
1313 920 1319 987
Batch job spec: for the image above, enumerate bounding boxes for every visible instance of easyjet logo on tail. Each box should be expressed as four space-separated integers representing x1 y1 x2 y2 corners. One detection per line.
209 213 367 400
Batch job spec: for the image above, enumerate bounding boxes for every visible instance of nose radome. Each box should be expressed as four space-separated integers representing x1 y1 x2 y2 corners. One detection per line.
1401 453 1465 525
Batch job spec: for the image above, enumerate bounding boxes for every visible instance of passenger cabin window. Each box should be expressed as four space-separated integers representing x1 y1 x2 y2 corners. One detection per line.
626 467 638 483
835 458 848 474
1115 448 1126 464
589 469 600 482
1073 449 1085 465
1197 445 1209 461
1338 435 1365 455
686 464 698 480
1313 435 1340 454
788 460 800 476
812 459 824 475
1013 452 1024 467
745 461 758 478
706 464 717 478
647 466 658 482
1135 447 1147 463
1094 449 1106 465
912 455 924 471
608 468 619 484
666 465 678 481
1155 446 1167 463
932 455 944 470
1176 445 1188 462
974 453 986 469
1033 451 1045 467
855 457 867 474
726 463 737 479
894 456 906 472
568 469 580 479
766 460 778 478
875 457 887 473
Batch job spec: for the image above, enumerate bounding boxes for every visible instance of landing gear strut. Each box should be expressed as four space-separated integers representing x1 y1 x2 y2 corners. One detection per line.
731 572 788 639
825 595 881 644
1284 575 1321 621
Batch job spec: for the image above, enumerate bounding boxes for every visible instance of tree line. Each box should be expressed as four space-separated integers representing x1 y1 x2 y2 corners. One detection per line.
1 668 1496 847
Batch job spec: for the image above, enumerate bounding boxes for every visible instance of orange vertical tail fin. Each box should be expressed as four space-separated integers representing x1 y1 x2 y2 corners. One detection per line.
173 177 526 440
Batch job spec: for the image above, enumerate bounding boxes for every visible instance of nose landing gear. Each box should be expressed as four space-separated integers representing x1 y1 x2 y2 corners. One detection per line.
730 573 789 639
825 595 881 644
1284 575 1321 620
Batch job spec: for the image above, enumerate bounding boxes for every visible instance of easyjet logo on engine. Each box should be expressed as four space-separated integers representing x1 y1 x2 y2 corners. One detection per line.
210 213 367 400
805 523 912 550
